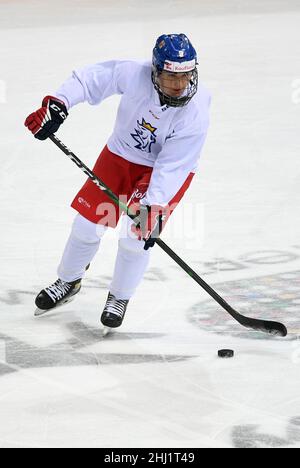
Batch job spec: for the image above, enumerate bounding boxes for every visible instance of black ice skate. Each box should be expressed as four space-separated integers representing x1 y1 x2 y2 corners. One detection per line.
35 278 82 316
101 292 129 328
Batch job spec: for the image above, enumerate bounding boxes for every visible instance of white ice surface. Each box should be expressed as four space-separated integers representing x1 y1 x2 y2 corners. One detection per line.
0 0 300 448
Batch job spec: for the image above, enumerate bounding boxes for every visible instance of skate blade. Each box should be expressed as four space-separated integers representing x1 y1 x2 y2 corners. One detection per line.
34 295 76 317
102 326 113 337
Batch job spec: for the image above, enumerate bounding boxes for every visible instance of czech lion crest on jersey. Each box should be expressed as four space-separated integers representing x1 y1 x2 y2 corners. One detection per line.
131 118 157 153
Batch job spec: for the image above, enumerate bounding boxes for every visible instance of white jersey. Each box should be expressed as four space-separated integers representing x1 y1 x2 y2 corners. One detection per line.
55 60 211 206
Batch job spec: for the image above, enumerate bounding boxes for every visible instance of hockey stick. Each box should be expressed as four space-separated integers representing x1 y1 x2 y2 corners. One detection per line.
49 134 287 337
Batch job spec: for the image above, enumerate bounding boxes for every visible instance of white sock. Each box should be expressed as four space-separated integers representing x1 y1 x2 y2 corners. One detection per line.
58 214 107 282
109 216 151 300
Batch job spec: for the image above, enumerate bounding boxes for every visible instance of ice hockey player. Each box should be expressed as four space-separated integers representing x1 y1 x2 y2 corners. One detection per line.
24 33 211 329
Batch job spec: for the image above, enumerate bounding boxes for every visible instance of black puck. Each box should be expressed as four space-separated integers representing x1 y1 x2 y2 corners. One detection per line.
218 349 234 358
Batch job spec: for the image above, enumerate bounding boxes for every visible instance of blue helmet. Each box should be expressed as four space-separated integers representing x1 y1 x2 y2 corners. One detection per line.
152 34 198 107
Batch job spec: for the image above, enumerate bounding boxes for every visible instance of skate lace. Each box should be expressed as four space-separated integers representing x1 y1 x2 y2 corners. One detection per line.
105 294 128 318
46 279 72 303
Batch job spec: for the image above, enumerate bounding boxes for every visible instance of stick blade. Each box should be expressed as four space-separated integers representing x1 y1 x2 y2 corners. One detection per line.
239 315 288 337
258 321 287 337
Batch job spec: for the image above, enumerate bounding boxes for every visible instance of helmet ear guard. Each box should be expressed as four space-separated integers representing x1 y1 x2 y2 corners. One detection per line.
152 33 199 107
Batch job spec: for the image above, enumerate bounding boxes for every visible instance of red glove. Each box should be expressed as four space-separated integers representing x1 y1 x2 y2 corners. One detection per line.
130 203 167 250
25 95 68 140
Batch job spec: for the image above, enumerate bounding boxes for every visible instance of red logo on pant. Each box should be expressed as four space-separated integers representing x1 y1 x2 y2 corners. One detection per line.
78 197 91 209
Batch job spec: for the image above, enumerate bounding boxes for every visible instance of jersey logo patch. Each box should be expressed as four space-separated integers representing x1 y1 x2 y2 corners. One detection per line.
131 118 157 153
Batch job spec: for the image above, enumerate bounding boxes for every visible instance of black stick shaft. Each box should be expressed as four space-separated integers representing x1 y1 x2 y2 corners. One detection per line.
156 238 237 316
49 134 287 337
